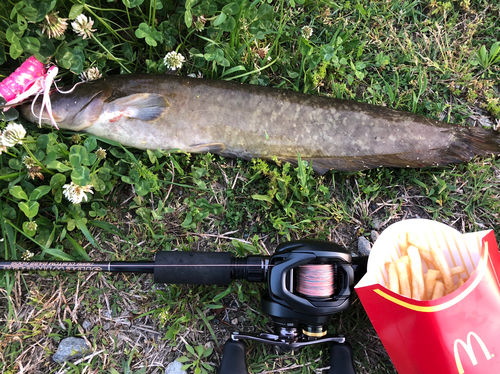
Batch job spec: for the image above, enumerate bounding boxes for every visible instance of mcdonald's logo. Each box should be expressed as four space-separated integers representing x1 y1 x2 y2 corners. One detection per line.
454 331 493 374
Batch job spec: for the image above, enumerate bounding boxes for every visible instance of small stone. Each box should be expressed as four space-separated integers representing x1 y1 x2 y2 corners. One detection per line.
52 337 90 363
165 360 187 374
372 217 383 230
154 283 167 291
103 322 110 331
231 318 238 325
371 230 380 243
82 320 92 330
102 310 113 319
358 236 371 256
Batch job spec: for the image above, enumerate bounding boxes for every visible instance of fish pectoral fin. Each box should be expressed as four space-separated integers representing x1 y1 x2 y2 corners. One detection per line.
109 93 170 121
189 143 226 154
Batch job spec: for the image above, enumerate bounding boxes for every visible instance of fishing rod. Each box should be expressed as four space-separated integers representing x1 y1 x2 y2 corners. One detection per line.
1 239 368 374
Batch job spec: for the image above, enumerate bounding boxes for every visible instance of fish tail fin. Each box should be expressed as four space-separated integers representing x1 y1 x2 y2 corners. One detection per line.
458 126 500 155
304 126 500 174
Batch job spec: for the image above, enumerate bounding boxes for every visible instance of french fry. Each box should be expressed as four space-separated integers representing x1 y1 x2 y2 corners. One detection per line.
400 255 412 287
452 277 465 292
424 269 440 301
396 257 411 298
397 234 409 257
406 232 424 250
436 266 465 279
408 246 425 300
430 247 454 294
384 262 392 288
450 266 465 276
382 230 470 301
431 280 445 300
384 262 391 274
406 233 435 266
451 266 465 276
417 247 434 265
387 262 400 294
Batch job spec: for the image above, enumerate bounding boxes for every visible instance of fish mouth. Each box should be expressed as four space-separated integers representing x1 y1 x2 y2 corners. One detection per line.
20 87 111 130
20 99 62 125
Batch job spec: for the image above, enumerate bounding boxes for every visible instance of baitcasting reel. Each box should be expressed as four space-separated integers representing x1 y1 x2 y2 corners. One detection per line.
213 240 367 374
1 240 367 373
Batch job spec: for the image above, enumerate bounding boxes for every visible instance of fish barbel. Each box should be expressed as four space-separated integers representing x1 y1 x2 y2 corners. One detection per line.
21 73 500 174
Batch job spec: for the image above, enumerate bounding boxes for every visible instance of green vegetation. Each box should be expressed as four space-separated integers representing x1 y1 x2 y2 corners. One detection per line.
0 0 499 373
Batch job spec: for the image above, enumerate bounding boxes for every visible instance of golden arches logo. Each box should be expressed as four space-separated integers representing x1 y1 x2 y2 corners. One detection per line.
454 332 493 374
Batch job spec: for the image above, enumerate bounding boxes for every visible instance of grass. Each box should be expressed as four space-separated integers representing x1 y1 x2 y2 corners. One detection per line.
0 0 499 373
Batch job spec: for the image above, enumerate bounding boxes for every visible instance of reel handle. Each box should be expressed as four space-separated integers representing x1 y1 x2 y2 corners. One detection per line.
219 340 248 374
219 338 356 374
328 342 356 374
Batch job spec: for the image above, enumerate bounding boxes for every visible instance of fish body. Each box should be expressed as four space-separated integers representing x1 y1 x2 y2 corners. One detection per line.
21 73 500 174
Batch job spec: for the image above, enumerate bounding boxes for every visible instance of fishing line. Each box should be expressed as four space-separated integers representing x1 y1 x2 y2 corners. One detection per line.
297 264 335 298
0 262 275 268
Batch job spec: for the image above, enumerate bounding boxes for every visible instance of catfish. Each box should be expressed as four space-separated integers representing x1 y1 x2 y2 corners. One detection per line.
21 73 500 174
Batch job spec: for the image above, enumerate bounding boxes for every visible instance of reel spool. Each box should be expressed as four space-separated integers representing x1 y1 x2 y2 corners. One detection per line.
265 240 354 316
297 264 335 298
296 263 335 338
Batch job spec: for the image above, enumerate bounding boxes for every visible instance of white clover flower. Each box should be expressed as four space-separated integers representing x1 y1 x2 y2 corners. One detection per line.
23 155 36 168
301 25 313 40
63 181 94 204
79 67 102 82
187 71 203 78
1 123 26 147
27 166 44 180
71 14 96 39
194 16 207 32
22 250 34 260
26 221 38 232
253 43 271 61
41 12 68 39
95 147 107 159
164 51 186 71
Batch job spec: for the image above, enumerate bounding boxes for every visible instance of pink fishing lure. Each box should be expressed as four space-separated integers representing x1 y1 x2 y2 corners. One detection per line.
0 56 45 101
0 56 59 129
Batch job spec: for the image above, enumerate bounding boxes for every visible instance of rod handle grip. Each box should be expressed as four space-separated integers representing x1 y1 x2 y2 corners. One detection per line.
154 252 232 285
328 342 356 374
219 340 248 374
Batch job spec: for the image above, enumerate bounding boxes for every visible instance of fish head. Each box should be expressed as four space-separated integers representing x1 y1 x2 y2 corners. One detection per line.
20 82 112 131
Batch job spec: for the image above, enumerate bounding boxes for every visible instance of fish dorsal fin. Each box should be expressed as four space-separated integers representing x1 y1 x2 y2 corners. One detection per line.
107 93 169 122
189 143 226 154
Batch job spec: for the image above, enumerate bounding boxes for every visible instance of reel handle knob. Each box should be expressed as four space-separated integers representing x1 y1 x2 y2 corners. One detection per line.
219 340 248 374
328 342 356 374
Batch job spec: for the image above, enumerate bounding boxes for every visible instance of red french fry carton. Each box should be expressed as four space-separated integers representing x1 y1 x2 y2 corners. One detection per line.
355 219 500 374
